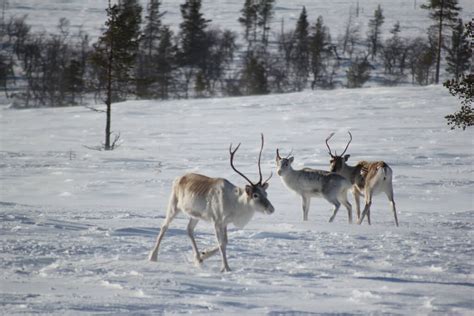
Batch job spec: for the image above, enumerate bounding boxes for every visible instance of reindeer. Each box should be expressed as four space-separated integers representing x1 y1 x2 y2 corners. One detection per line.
325 132 399 227
148 134 274 272
276 149 353 223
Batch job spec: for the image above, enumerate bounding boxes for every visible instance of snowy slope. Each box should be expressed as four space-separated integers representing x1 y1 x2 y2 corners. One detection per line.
7 0 474 40
1 86 473 314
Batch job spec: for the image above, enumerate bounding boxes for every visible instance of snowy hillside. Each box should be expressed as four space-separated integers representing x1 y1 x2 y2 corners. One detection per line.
1 86 473 314
7 0 474 39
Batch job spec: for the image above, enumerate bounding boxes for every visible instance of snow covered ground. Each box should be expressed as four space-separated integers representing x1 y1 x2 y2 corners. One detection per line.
1 85 473 314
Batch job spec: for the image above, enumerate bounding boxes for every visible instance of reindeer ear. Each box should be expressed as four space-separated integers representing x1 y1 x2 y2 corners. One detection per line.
262 182 269 190
344 154 350 161
289 157 294 163
245 185 253 196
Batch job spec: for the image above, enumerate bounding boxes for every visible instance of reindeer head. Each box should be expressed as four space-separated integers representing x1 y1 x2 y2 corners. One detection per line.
275 148 294 176
326 132 352 173
229 134 274 214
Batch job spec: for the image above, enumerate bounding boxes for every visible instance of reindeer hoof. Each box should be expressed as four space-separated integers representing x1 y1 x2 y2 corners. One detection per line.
192 253 203 264
148 255 157 262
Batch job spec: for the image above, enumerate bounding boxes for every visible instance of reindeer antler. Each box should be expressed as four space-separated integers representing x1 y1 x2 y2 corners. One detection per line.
276 148 293 159
276 148 282 159
231 134 272 187
325 132 336 157
229 143 254 186
325 132 352 157
257 134 273 185
340 131 353 156
257 133 264 184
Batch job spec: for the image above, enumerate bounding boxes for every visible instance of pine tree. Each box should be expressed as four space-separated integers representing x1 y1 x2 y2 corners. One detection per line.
292 6 310 91
256 0 275 52
179 0 210 68
382 21 408 82
367 4 384 60
142 0 162 57
40 19 72 107
340 10 360 59
178 0 210 97
90 0 142 150
136 0 164 98
407 30 438 86
446 19 471 80
310 16 332 89
237 0 275 95
203 29 237 95
76 29 90 105
156 26 176 99
0 53 13 97
274 27 295 92
444 74 473 129
444 21 473 130
421 0 461 84
64 59 83 105
346 56 371 88
241 53 268 95
114 0 142 99
238 0 257 47
1 0 9 36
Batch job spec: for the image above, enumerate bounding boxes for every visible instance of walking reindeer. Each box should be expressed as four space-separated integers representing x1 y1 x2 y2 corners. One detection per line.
325 132 399 226
276 149 353 223
148 134 274 272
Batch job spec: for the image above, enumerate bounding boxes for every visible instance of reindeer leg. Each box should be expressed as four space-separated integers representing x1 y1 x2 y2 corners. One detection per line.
200 247 220 260
187 218 202 264
386 188 399 227
149 195 180 262
339 193 353 224
200 227 228 261
358 190 372 225
353 188 361 222
358 203 370 225
329 200 341 223
391 201 398 227
302 195 310 221
214 223 230 272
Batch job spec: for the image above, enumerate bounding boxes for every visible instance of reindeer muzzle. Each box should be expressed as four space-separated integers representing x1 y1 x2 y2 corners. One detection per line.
265 203 275 214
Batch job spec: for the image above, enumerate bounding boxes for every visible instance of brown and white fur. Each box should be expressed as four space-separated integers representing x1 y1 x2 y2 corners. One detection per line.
326 132 399 227
276 149 352 223
148 135 274 272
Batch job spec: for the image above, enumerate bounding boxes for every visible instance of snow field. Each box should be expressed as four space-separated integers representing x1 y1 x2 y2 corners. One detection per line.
1 85 473 314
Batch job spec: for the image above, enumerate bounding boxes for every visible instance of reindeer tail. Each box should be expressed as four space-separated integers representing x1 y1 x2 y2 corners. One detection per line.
379 162 389 181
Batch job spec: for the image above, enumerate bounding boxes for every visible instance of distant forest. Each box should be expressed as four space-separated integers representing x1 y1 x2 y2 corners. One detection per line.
0 0 471 108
